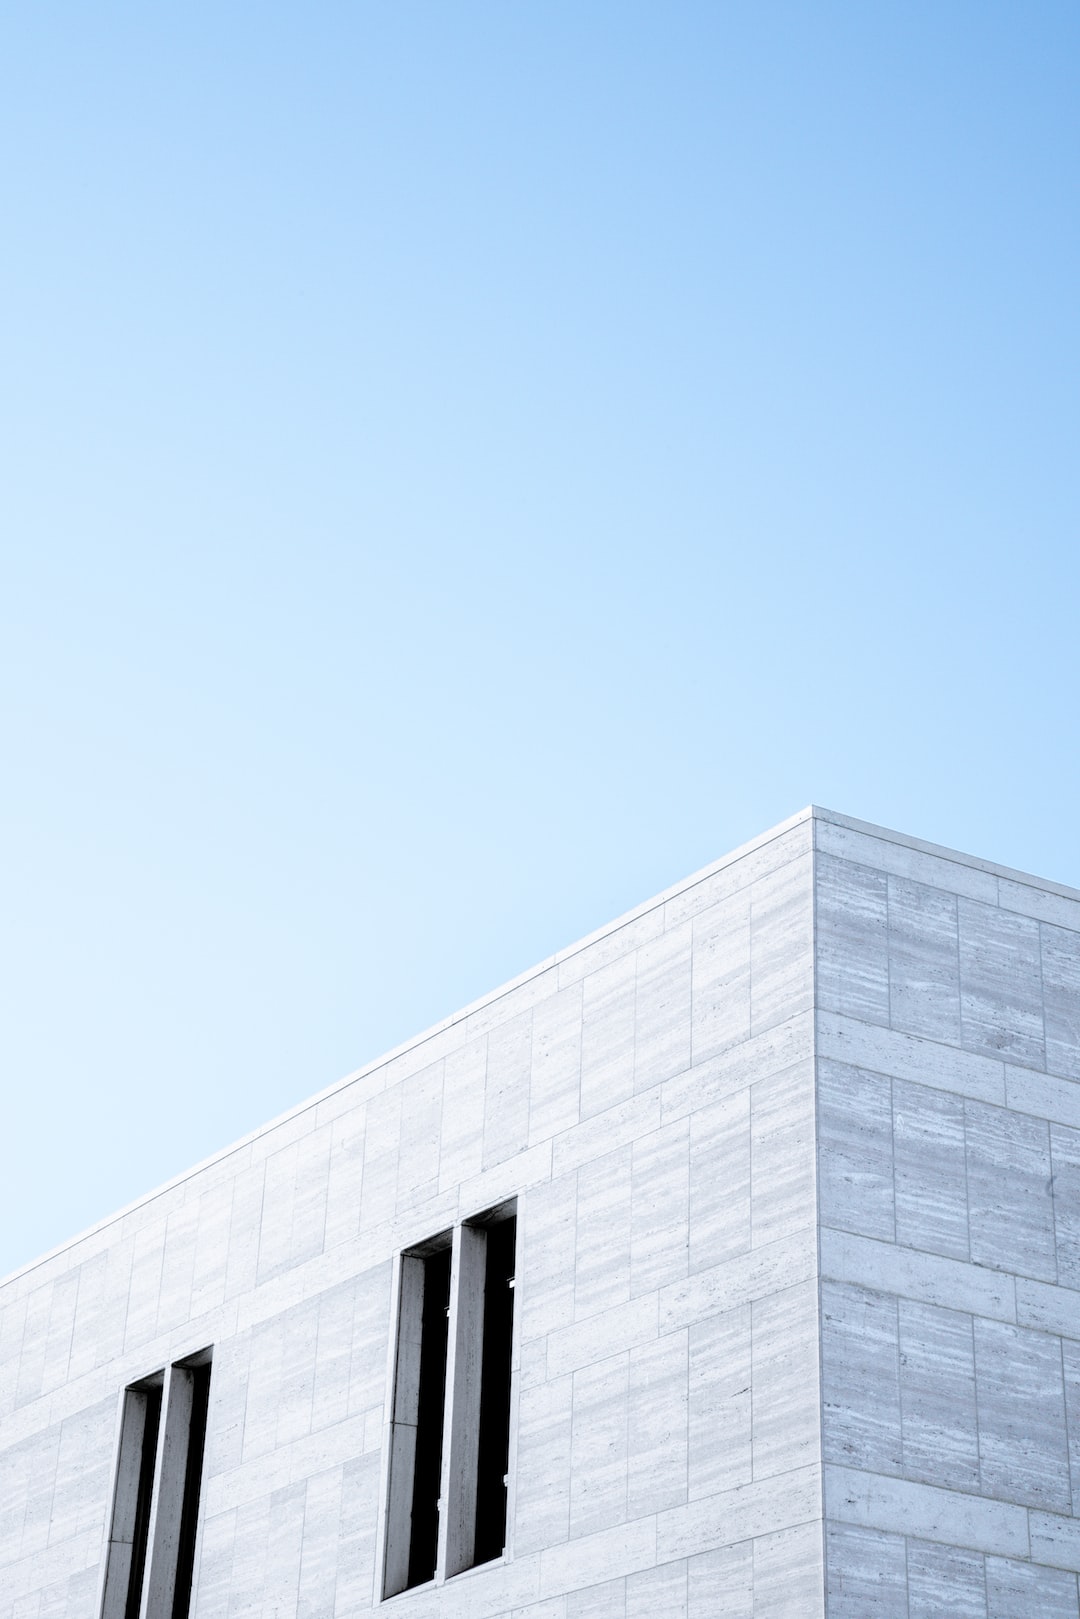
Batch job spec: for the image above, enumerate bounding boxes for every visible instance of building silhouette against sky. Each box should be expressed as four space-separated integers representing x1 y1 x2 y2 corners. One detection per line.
3 807 1080 1616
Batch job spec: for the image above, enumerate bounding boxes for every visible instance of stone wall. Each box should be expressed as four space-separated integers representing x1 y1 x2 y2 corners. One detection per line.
816 811 1080 1617
0 812 821 1617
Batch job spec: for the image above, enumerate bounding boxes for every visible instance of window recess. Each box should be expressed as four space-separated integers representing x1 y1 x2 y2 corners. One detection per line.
100 1350 212 1619
383 1202 517 1598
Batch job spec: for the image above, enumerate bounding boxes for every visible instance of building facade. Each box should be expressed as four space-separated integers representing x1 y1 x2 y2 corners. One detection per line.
2 807 1080 1616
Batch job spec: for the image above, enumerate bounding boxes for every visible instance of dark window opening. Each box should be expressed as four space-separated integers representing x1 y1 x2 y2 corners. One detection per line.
407 1247 452 1589
101 1353 213 1619
382 1205 518 1600
125 1382 162 1619
171 1360 212 1619
472 1212 516 1566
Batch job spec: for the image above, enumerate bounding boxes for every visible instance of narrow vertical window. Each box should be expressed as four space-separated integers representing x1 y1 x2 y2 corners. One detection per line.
100 1352 212 1619
473 1210 516 1565
173 1360 212 1613
383 1203 518 1598
443 1203 517 1576
100 1378 162 1619
384 1237 452 1596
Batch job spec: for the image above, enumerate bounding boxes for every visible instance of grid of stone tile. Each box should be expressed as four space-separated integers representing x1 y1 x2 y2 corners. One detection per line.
0 814 825 1617
816 813 1080 1617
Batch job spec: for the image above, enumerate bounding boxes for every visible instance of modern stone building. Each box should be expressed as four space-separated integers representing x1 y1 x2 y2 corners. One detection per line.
3 807 1080 1617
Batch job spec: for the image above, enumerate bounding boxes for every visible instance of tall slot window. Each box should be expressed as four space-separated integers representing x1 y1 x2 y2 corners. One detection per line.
382 1202 517 1599
100 1351 212 1619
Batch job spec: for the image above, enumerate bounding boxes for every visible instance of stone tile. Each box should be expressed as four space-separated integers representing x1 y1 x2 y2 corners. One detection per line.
483 1011 533 1171
687 1541 752 1618
332 1450 381 1612
309 1281 354 1434
1029 1509 1080 1574
814 818 999 904
634 924 692 1092
520 1173 578 1343
322 1111 364 1255
688 1090 751 1276
824 1463 1030 1557
1052 1123 1080 1290
661 1227 816 1334
655 1462 820 1564
818 1012 1005 1105
887 875 962 1045
580 956 637 1122
906 1539 986 1619
1043 923 1080 1082
630 1120 689 1298
296 1467 343 1618
965 1101 1056 1282
688 1305 751 1500
626 1559 687 1618
359 1084 402 1232
546 1294 658 1381
664 821 810 930
750 1061 816 1249
538 1514 656 1599
753 1520 824 1617
439 1036 487 1190
974 1318 1071 1512
820 1228 1015 1323
512 1602 568 1619
825 1522 907 1618
821 1282 901 1476
752 1281 819 1481
574 1148 632 1322
959 898 1046 1068
690 890 751 1064
1064 1339 1080 1517
566 1577 625 1618
395 1062 443 1211
898 1299 979 1492
816 853 889 1025
818 1061 894 1242
1016 1277 1080 1339
661 1010 813 1125
554 1090 661 1179
985 1556 1080 1619
998 877 1080 932
556 909 664 992
264 1480 306 1610
530 986 583 1146
749 854 813 1035
893 1079 969 1260
627 1332 688 1518
515 1375 574 1556
347 1262 391 1417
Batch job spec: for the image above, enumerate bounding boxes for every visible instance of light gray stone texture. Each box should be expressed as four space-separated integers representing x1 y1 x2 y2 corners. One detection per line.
6 807 1080 1615
906 1538 986 1619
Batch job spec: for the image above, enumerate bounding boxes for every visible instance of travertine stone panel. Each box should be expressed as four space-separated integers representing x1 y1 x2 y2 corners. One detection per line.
817 810 1080 1614
818 1061 894 1243
892 1079 968 1259
896 1299 979 1492
816 853 889 1026
886 876 961 1046
0 811 825 1615
825 1521 907 1617
906 1538 986 1619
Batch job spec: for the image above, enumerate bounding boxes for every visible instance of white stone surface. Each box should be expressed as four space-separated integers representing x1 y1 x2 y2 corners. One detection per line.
4 806 1079 1615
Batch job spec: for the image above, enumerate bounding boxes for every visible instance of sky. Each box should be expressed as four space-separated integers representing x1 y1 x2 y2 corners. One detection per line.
2 2 1078 1280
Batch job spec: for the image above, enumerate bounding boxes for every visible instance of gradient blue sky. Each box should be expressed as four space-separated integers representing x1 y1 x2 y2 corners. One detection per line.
3 3 1078 1278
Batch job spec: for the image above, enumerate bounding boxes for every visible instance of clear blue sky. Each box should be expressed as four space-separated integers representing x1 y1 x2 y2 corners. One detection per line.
2 3 1078 1279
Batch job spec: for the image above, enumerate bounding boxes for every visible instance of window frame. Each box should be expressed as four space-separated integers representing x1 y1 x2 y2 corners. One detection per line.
379 1200 520 1600
98 1347 213 1619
